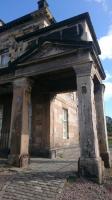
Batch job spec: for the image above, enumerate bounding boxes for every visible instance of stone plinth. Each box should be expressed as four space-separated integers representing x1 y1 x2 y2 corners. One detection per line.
78 157 104 183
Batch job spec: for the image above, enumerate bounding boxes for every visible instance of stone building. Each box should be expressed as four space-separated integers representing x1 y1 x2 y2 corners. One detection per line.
0 0 111 182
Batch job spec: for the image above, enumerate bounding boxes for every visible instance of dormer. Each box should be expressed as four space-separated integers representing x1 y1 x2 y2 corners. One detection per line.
38 0 48 10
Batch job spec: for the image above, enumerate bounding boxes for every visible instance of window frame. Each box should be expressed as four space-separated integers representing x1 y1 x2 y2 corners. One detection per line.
62 108 69 139
0 51 9 67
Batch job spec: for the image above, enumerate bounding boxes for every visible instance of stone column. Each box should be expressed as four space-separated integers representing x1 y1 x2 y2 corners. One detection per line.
49 95 56 159
95 83 111 168
8 78 31 167
75 64 103 183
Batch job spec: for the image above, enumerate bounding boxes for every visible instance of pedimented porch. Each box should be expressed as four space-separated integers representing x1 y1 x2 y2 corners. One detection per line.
0 36 110 183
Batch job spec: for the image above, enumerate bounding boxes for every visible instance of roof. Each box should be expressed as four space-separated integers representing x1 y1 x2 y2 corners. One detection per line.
0 8 56 33
15 12 101 56
0 10 105 79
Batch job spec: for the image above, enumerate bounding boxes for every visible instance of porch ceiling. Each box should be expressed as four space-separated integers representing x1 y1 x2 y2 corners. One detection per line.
32 68 77 93
0 83 12 95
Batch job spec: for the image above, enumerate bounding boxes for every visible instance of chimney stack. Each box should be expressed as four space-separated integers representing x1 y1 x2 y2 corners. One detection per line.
38 0 49 10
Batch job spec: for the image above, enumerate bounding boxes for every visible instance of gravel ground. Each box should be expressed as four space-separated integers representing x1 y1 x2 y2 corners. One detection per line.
59 150 112 200
59 178 112 200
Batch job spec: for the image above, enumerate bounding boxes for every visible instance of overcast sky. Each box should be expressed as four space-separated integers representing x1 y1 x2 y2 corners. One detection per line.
0 0 112 117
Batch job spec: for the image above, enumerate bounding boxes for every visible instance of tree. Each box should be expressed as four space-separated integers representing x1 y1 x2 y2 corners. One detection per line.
106 116 112 136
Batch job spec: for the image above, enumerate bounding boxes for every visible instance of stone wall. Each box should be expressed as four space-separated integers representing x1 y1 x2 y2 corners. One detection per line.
0 94 12 156
30 91 80 160
0 9 52 63
50 92 80 160
30 92 50 157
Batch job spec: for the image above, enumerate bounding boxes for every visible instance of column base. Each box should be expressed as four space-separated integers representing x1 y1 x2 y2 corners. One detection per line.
49 150 56 159
78 157 104 184
101 152 111 168
8 154 30 168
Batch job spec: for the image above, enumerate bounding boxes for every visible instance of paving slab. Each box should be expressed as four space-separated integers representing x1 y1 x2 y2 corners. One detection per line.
0 158 112 200
0 158 78 200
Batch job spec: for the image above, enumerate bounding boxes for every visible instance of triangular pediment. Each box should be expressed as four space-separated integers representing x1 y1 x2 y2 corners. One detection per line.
11 40 93 67
27 42 74 61
14 41 81 66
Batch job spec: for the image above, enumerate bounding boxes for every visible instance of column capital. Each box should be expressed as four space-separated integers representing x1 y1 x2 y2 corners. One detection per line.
13 77 32 93
95 83 105 94
100 83 105 93
74 62 94 78
13 77 31 86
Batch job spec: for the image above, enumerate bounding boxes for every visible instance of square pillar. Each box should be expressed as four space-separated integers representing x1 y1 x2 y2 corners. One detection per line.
49 94 56 159
95 83 111 168
75 64 104 183
8 78 31 167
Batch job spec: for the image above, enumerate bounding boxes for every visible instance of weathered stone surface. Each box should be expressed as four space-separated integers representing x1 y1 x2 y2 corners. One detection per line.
75 64 104 183
50 93 80 160
95 83 111 168
8 78 31 167
0 3 110 184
